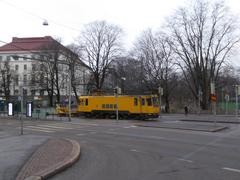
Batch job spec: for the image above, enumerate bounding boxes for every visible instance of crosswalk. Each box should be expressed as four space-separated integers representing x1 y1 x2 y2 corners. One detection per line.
16 122 100 134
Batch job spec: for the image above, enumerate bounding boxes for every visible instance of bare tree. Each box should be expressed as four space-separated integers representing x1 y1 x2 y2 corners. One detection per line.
76 21 123 91
168 0 240 109
0 60 14 101
67 44 91 102
134 29 175 112
32 38 68 107
103 57 147 95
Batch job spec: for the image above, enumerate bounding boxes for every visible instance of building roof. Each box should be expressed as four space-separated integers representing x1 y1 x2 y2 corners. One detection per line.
0 36 54 52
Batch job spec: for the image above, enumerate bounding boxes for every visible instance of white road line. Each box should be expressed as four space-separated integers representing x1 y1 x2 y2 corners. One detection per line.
130 149 141 153
178 158 193 163
130 125 137 128
27 126 54 130
64 122 99 126
23 127 54 133
222 167 240 173
37 125 74 130
76 134 86 136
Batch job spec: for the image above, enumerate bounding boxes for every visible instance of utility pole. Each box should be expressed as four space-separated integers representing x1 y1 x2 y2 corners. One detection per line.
114 87 119 122
20 86 24 135
235 85 239 117
158 86 163 118
68 66 72 122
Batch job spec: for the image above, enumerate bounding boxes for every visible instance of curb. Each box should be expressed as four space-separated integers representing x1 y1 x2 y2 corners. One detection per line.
17 138 80 180
180 119 240 124
135 124 228 132
37 139 81 180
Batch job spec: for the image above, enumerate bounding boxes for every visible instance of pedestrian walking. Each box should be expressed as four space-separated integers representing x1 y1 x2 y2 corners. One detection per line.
184 106 188 116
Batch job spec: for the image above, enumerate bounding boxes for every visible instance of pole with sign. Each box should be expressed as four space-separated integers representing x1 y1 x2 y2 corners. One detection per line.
210 82 217 126
158 86 163 118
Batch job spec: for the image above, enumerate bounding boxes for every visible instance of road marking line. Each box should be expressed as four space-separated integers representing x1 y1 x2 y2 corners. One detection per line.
222 167 240 173
27 126 54 130
178 158 193 163
76 134 86 136
130 149 140 153
37 125 73 129
23 127 54 133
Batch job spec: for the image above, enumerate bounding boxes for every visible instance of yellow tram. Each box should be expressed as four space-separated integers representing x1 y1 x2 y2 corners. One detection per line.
56 95 160 119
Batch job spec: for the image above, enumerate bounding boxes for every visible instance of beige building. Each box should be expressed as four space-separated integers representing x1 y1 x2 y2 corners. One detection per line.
0 36 89 105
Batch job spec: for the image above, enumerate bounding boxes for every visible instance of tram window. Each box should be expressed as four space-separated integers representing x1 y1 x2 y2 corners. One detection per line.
106 104 110 108
102 104 106 108
152 97 158 106
147 98 152 106
141 98 145 106
114 104 117 109
110 104 113 108
85 99 88 106
134 98 138 106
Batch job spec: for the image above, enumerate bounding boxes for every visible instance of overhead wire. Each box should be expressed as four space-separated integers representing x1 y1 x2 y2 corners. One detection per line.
0 0 82 32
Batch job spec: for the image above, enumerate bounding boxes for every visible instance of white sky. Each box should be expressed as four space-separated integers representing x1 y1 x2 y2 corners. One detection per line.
0 0 240 50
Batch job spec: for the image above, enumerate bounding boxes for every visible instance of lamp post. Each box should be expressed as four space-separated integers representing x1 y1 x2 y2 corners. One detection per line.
20 87 24 135
121 77 126 94
158 86 163 118
68 65 72 122
235 85 239 117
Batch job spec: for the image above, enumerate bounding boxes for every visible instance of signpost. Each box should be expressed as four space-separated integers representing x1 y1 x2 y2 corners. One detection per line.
158 86 163 118
210 82 216 126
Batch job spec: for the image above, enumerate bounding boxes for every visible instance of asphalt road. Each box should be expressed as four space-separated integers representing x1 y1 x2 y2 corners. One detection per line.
0 116 240 180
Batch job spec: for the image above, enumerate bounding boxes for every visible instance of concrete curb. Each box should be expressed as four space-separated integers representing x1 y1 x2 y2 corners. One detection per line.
17 138 80 180
135 124 228 132
180 119 240 124
37 139 81 180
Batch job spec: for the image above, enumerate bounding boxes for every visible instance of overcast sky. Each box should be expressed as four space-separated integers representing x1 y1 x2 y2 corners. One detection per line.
0 0 240 50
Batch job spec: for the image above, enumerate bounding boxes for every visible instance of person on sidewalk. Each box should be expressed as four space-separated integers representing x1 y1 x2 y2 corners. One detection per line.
184 106 188 116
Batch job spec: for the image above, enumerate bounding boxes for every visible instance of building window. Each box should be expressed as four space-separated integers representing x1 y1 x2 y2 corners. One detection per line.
23 55 27 60
24 64 27 70
14 56 19 60
15 75 19 86
31 90 36 96
14 89 19 95
31 74 36 85
23 89 28 96
23 74 27 85
15 65 19 71
0 56 2 61
32 64 36 71
6 56 11 61
40 90 44 96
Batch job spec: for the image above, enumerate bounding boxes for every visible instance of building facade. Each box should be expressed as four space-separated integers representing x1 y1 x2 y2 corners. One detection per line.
0 36 89 106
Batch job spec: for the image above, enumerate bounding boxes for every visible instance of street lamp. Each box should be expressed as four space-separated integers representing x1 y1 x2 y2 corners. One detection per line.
121 77 126 94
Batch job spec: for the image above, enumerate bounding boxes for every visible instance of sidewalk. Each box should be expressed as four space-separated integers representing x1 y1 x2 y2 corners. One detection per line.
16 138 80 180
0 133 80 180
160 113 240 123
